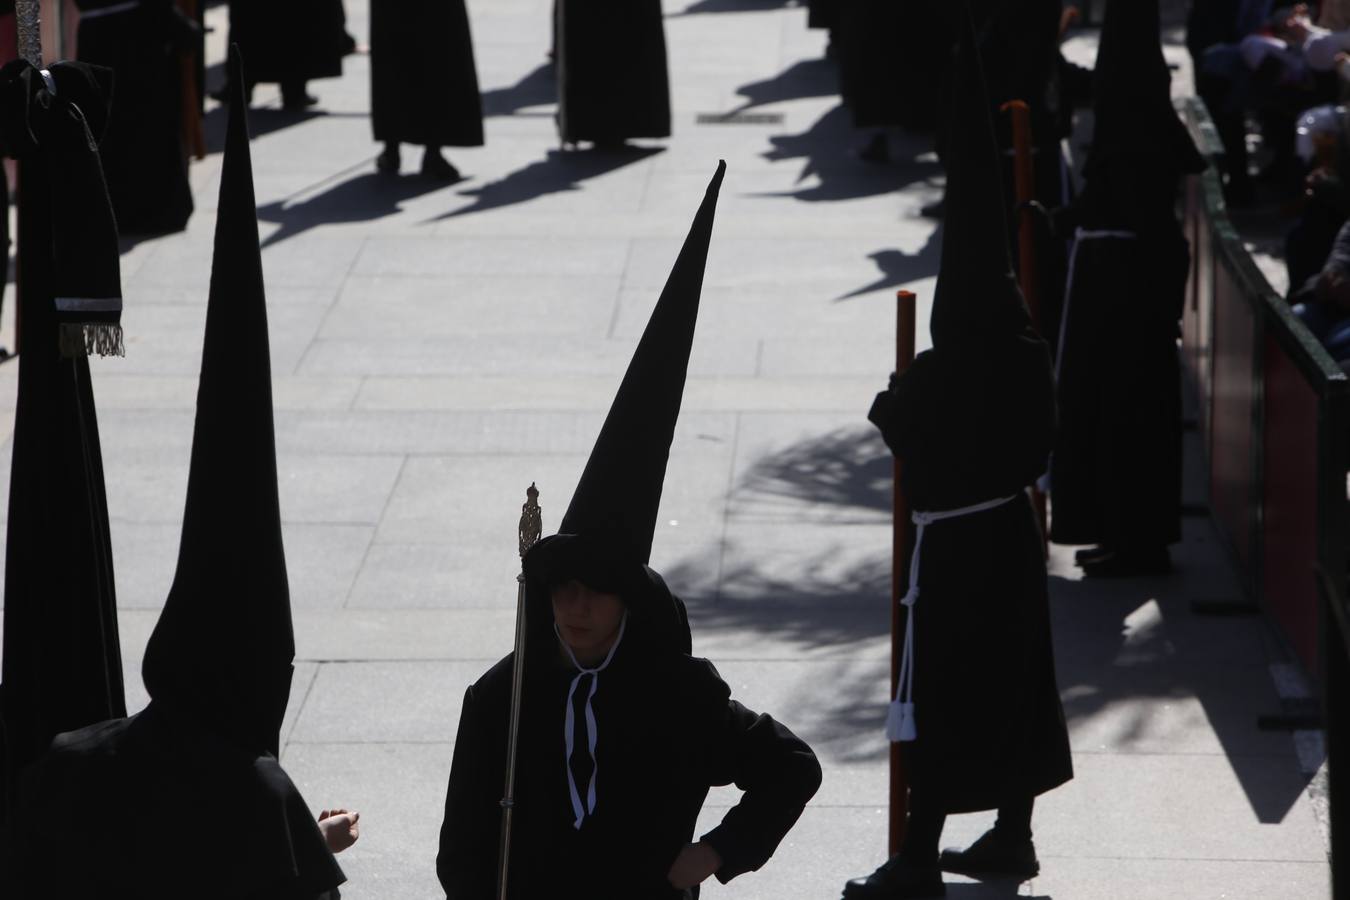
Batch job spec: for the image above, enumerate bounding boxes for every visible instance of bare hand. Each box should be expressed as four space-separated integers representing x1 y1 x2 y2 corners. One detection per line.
318 808 361 854
667 841 722 890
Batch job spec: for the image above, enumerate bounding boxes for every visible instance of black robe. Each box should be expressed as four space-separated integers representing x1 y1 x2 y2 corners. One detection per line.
555 0 671 144
869 332 1074 813
836 0 945 132
438 571 821 899
1048 153 1191 550
370 0 484 147
76 0 195 234
3 703 346 900
228 0 345 86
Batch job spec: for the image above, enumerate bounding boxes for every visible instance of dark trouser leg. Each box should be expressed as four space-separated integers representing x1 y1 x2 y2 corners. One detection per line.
899 790 947 866
994 795 1034 842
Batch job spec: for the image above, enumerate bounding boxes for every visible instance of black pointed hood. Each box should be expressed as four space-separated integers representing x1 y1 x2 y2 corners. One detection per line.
929 3 1032 349
523 161 724 634
0 59 125 822
141 46 294 757
1091 0 1203 173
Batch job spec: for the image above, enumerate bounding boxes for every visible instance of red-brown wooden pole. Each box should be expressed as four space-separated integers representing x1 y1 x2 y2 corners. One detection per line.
176 0 206 160
889 289 916 856
1000 99 1049 544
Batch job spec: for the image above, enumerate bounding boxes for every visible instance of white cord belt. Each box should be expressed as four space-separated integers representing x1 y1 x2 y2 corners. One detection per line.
886 494 1020 743
557 613 627 830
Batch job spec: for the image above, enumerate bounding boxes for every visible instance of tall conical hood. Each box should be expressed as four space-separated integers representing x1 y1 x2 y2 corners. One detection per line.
531 161 725 586
1091 0 1203 173
929 2 1032 349
141 46 294 757
0 60 125 824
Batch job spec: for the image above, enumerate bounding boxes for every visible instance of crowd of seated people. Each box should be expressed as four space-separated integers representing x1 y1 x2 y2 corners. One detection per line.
1192 1 1350 368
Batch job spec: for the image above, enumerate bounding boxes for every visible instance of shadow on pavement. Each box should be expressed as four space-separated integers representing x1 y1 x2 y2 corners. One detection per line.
430 146 662 220
256 170 449 249
733 425 890 517
728 58 837 113
763 104 942 204
203 104 366 155
673 0 794 14
481 62 556 119
837 228 943 301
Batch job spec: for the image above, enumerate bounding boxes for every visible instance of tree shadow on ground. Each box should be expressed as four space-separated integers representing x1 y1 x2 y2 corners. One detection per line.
837 224 944 301
256 170 450 249
670 422 1313 826
481 62 556 119
730 425 891 519
763 104 942 203
429 146 662 221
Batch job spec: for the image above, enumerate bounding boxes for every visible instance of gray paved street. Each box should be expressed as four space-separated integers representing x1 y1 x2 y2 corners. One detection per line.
0 1 1334 897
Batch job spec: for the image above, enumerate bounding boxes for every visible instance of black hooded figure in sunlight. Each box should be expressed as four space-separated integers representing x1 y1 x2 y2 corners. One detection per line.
1 48 358 900
845 3 1072 898
437 161 822 900
1046 0 1206 579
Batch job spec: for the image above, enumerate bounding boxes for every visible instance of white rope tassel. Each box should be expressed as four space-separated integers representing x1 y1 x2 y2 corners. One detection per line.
887 495 1020 743
557 613 627 830
1036 227 1138 494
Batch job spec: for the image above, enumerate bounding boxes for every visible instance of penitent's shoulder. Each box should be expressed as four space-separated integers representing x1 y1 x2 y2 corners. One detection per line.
466 651 517 703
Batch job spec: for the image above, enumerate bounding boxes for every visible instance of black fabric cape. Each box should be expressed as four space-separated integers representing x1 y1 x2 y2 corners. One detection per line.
555 0 671 143
438 565 821 899
228 0 345 85
836 0 946 132
76 0 195 234
370 0 483 147
1047 159 1191 549
3 703 345 899
868 336 1073 812
0 60 125 828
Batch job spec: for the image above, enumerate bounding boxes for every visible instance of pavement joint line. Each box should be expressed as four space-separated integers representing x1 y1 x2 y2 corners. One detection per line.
292 236 367 377
282 663 322 753
344 454 410 610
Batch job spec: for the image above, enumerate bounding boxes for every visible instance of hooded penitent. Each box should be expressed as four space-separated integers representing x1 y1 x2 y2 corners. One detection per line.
140 45 294 760
520 160 725 829
870 1 1054 511
1087 0 1204 192
0 58 125 826
862 1 1071 812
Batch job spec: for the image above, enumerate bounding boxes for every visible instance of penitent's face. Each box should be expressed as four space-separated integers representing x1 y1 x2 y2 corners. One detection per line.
551 579 625 664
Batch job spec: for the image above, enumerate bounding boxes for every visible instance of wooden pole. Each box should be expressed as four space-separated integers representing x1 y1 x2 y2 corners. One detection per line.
889 289 916 856
1000 99 1049 544
175 0 206 160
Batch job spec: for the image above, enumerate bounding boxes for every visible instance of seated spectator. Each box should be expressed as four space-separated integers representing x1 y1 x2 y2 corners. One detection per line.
1286 104 1350 288
1291 217 1350 367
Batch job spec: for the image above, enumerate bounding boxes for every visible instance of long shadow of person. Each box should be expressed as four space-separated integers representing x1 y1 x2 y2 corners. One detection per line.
256 170 452 249
836 224 944 301
727 58 837 114
764 104 941 203
429 146 663 221
480 62 556 118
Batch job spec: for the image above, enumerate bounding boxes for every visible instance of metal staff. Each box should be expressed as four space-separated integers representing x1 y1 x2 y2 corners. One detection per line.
498 483 542 900
15 0 41 66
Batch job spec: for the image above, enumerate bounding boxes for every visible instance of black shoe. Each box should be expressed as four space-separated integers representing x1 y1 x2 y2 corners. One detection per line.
842 855 945 899
939 828 1039 880
420 150 461 182
857 131 890 164
281 85 319 111
919 198 945 220
1074 544 1111 565
376 145 400 176
1081 547 1172 578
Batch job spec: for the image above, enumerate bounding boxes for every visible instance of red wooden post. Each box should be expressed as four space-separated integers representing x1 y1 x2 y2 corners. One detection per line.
889 290 917 856
1001 99 1049 545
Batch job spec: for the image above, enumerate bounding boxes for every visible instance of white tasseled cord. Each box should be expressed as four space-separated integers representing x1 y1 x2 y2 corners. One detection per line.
886 495 1021 743
557 613 628 829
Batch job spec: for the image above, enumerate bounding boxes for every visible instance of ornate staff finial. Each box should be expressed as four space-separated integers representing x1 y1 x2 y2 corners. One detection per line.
518 483 542 560
15 0 42 67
